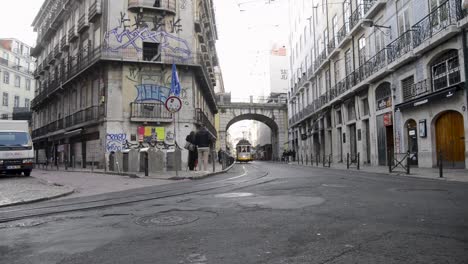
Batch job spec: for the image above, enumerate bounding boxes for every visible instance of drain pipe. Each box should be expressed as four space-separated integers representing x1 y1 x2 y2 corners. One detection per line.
463 28 468 111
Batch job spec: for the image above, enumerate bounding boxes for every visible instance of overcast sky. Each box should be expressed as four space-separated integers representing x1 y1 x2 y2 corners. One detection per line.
0 0 288 98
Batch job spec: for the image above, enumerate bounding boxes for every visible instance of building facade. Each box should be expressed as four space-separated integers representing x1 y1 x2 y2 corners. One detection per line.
288 0 468 168
0 39 36 120
30 0 221 169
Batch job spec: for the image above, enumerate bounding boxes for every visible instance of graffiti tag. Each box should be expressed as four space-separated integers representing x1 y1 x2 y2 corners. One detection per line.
135 84 171 102
106 133 127 153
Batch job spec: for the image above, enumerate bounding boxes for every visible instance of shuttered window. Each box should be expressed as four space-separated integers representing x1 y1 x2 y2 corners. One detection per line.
402 76 415 101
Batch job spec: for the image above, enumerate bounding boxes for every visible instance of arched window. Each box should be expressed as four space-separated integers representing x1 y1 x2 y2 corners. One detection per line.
375 83 392 110
431 50 460 91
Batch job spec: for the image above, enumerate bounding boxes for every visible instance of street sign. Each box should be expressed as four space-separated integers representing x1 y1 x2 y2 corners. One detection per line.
165 96 182 113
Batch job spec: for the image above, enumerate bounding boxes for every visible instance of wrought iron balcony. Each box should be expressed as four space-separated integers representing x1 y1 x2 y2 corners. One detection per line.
412 0 464 48
68 25 78 42
128 0 176 14
130 102 172 121
89 0 102 22
78 13 90 33
386 30 413 64
61 35 69 50
350 5 365 30
402 79 430 101
54 44 62 58
337 23 348 45
195 108 217 139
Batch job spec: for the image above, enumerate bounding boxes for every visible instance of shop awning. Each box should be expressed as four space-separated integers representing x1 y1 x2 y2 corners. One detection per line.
395 84 462 112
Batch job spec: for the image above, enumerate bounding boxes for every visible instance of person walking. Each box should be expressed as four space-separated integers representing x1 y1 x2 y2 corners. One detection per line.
185 131 198 171
195 127 212 172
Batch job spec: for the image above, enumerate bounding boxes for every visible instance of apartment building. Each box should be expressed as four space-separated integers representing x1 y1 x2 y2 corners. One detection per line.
0 39 35 120
288 0 468 168
30 0 221 168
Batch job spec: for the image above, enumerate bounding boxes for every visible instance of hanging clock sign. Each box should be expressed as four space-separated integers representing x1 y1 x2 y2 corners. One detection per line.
165 96 182 113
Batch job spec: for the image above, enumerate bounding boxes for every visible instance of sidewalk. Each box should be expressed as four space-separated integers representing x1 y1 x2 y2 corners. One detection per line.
0 176 74 207
285 161 468 183
39 162 229 180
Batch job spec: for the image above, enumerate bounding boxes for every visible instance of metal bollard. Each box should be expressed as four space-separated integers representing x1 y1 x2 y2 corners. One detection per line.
347 153 350 169
406 151 410 175
439 151 443 178
357 153 360 170
328 154 331 168
388 150 392 173
144 152 149 177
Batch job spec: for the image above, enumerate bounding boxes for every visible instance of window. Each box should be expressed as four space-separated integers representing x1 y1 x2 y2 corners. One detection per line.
2 93 8 106
142 42 160 61
15 57 20 66
432 50 460 91
2 52 8 60
336 110 342 124
332 15 338 46
347 101 356 121
14 96 20 107
362 98 369 116
25 79 31 91
3 71 9 84
344 1 351 32
402 76 415 101
25 98 30 108
358 36 366 66
15 75 20 87
323 29 328 53
334 61 341 83
397 2 411 47
375 83 392 110
325 69 331 91
345 49 352 76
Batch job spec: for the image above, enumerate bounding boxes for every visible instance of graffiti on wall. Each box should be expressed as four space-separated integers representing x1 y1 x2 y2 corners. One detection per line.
135 84 171 102
105 12 191 60
106 133 127 153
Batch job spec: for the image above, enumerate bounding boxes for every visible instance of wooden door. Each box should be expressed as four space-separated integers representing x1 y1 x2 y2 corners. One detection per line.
436 111 465 168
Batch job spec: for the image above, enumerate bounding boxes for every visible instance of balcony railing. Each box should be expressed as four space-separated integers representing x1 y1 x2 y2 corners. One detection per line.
128 0 176 13
78 13 89 33
386 30 413 64
32 46 217 109
61 35 69 50
89 0 102 21
337 22 349 44
130 102 172 120
350 5 365 30
54 44 62 58
68 25 78 42
412 0 463 48
195 108 217 138
403 79 430 101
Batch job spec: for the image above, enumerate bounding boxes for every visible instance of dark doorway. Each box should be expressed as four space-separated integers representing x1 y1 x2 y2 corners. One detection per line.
338 127 343 162
349 124 357 157
406 119 418 166
377 113 394 166
364 120 371 163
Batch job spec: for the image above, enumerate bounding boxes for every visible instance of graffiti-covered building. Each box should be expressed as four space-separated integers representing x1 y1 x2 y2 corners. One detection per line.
30 0 221 168
288 0 468 169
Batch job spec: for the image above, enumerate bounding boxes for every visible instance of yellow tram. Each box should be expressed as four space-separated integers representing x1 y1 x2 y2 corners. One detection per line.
236 139 253 162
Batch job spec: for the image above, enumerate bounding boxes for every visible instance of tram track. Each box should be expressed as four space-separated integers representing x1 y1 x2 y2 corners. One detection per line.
0 164 270 223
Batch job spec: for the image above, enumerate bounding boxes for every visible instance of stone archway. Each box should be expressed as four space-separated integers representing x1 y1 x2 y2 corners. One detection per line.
224 113 280 161
217 98 288 161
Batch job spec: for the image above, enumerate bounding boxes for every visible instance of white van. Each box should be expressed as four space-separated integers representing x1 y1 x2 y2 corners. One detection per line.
0 120 35 176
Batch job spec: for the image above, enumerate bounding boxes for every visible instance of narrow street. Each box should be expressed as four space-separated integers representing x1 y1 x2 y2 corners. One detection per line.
1 162 467 264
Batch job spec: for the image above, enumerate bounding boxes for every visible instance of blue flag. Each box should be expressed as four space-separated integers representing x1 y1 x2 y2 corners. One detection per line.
170 63 181 96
